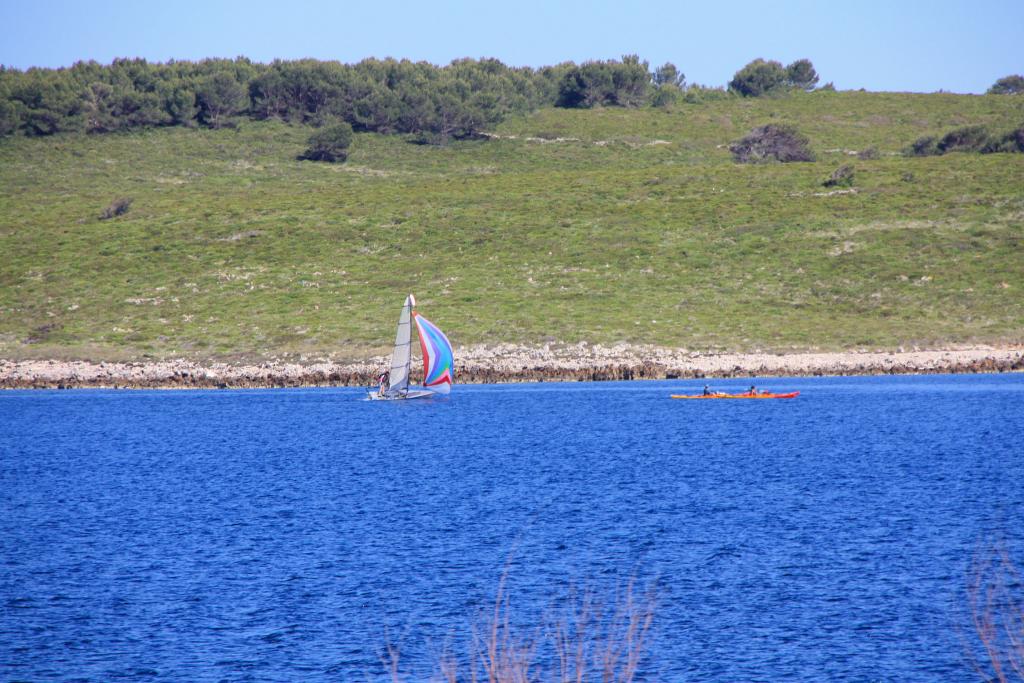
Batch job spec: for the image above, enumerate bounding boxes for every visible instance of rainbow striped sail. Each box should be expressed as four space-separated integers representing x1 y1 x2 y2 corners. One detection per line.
413 312 454 392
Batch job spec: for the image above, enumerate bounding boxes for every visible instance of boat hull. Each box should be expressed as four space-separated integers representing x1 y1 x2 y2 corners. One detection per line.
671 391 800 400
366 389 440 401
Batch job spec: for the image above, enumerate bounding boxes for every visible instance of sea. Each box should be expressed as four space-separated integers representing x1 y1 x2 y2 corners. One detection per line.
2 374 1022 682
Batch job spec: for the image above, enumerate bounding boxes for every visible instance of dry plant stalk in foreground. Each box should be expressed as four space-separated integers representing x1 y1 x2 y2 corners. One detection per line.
968 545 1024 682
388 576 656 683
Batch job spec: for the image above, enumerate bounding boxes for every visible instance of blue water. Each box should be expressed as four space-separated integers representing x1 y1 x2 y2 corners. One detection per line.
2 374 1023 681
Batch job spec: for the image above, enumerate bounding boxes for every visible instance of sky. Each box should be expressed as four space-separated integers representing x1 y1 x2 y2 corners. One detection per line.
1 0 1022 93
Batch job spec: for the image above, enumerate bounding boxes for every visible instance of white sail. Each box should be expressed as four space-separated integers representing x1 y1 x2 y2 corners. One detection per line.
387 294 415 395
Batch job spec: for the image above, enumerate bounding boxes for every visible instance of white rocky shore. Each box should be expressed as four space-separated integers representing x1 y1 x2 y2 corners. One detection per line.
2 343 1022 389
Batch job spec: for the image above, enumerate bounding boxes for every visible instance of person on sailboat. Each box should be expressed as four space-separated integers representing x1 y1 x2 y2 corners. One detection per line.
377 370 390 396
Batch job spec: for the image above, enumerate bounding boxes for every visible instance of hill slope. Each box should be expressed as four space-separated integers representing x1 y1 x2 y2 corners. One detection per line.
1 91 1022 361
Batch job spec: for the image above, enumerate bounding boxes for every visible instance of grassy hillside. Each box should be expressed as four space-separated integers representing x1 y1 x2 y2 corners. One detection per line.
1 91 1022 361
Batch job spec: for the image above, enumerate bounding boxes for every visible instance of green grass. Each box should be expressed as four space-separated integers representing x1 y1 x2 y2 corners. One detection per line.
1 91 1022 361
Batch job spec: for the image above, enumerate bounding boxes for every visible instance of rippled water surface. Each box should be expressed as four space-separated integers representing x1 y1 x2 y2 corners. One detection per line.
2 375 1023 681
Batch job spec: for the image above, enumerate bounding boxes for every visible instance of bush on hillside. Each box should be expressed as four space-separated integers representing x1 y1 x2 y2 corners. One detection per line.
823 164 854 187
988 75 1024 95
857 146 879 160
907 135 939 156
301 121 353 162
729 124 815 163
682 84 731 104
936 125 991 153
649 85 680 107
99 197 132 220
906 124 1024 157
981 125 1024 153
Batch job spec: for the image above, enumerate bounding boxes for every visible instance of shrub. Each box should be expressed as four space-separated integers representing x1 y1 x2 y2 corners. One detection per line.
728 59 787 97
729 124 815 163
857 146 880 160
682 84 731 104
908 125 1023 157
823 164 854 187
99 197 132 220
649 85 680 108
981 126 1024 154
988 75 1024 95
301 121 353 162
906 135 939 157
936 125 991 153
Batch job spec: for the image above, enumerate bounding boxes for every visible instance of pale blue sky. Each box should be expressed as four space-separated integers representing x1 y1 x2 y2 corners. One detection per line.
1 0 1021 93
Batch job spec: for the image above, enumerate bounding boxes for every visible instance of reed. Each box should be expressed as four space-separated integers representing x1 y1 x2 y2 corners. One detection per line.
385 575 656 683
967 544 1024 682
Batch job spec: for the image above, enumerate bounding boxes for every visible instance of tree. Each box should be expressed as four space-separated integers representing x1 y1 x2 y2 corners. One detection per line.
785 59 819 91
728 59 787 97
195 72 246 128
0 96 21 135
988 75 1024 95
351 83 402 133
0 55 669 137
301 121 353 162
81 81 117 132
576 62 614 106
160 82 197 126
556 68 589 108
555 57 649 108
652 62 685 89
612 54 651 107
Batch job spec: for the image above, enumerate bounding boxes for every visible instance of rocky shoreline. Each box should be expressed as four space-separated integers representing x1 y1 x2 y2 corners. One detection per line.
2 343 1022 390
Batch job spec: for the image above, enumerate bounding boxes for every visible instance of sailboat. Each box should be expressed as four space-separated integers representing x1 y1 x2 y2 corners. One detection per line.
368 294 454 400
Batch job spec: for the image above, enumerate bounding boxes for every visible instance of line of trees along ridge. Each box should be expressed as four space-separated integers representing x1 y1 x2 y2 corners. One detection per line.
0 55 821 141
2 57 1018 142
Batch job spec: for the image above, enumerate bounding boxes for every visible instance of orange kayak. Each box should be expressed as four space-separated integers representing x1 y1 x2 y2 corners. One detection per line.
671 391 800 400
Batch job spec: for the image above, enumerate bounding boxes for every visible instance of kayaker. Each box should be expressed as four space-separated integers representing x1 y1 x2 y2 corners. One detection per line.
748 385 757 396
702 384 712 396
